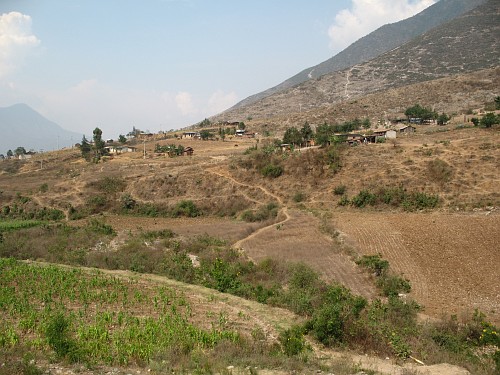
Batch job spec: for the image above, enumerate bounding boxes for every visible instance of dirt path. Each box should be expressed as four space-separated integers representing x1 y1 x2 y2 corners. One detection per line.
207 167 292 251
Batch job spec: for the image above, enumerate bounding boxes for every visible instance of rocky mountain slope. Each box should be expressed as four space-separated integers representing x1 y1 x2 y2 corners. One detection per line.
229 0 488 111
215 0 498 123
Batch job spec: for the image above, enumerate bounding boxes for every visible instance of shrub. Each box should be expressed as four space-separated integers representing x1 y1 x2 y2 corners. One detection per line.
356 254 389 276
307 285 367 346
92 176 126 194
351 190 377 208
292 192 305 203
171 200 199 217
261 164 283 178
333 185 346 195
279 325 308 356
427 159 454 185
44 312 82 362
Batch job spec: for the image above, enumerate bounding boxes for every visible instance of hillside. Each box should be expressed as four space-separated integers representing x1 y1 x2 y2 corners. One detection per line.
215 0 499 123
0 121 498 374
0 103 82 154
228 0 488 111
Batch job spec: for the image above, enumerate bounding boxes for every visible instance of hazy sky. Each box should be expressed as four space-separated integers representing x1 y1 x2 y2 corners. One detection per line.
0 0 434 139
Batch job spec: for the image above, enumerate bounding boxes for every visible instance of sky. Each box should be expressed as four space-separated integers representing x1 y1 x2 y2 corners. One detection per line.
0 0 435 140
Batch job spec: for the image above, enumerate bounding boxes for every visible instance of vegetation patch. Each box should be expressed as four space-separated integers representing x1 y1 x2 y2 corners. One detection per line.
341 186 440 211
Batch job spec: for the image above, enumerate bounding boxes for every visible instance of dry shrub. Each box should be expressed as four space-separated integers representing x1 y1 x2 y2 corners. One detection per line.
427 158 454 185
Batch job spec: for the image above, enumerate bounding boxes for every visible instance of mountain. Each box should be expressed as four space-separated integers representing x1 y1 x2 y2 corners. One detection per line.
214 0 499 122
227 0 489 113
0 103 83 154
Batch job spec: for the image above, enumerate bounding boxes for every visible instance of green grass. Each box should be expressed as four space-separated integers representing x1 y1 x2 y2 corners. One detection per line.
0 220 44 232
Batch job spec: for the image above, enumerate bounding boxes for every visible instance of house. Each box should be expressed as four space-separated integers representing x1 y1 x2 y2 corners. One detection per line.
385 130 397 139
104 145 118 154
183 132 199 139
280 143 292 152
183 147 194 156
399 125 416 133
119 146 137 153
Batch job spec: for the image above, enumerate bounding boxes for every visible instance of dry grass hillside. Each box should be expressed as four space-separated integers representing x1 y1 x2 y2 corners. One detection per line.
1 124 498 322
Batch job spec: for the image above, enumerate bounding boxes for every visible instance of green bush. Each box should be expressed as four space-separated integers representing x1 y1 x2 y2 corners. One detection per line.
356 254 389 276
172 200 199 218
351 190 377 208
261 164 283 178
333 185 346 195
279 325 308 357
44 312 82 362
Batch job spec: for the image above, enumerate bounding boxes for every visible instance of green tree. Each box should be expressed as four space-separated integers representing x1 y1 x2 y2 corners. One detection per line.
199 118 211 127
200 129 212 140
79 136 91 161
92 127 106 161
315 123 333 146
238 122 246 130
300 122 313 143
471 117 479 126
118 134 127 144
14 146 26 156
495 96 500 110
6 150 13 158
218 127 225 141
480 113 499 128
404 104 437 123
362 118 371 129
283 127 302 146
437 113 450 125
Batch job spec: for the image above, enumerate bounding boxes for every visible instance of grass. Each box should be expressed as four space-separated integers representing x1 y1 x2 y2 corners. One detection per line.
0 219 44 232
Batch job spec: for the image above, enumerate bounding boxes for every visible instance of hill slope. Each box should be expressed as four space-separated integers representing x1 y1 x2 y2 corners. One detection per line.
216 0 499 122
229 0 488 111
0 103 82 154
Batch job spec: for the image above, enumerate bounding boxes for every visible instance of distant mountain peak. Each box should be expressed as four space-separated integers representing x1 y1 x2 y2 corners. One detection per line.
0 103 82 153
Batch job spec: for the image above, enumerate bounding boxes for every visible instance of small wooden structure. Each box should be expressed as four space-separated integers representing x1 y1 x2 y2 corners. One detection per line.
183 147 194 156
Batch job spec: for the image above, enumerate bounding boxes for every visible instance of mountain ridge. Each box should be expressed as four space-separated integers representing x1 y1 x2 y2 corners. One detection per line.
213 0 499 123
0 103 83 154
229 0 488 112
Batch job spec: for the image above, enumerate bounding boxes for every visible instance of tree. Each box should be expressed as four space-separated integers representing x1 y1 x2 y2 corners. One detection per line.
300 122 313 143
6 150 13 158
315 123 334 147
238 122 246 130
471 117 479 126
480 113 499 128
283 127 302 146
118 134 127 144
362 118 371 129
79 136 91 161
199 118 211 127
495 96 500 110
404 104 437 123
437 113 450 125
218 127 226 141
200 129 212 140
92 127 106 161
14 147 26 156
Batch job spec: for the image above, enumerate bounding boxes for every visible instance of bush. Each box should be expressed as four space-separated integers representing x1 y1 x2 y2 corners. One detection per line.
44 312 82 362
279 325 308 357
292 192 305 203
172 200 200 217
261 164 283 178
333 185 346 195
356 254 389 276
351 190 377 208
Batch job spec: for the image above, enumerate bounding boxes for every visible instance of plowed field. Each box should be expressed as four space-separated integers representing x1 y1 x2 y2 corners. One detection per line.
332 211 500 323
